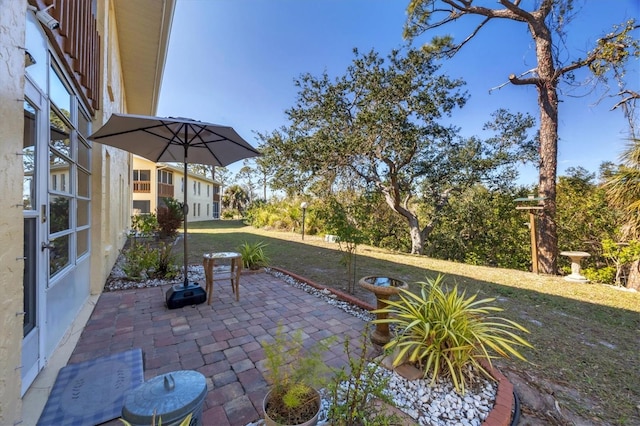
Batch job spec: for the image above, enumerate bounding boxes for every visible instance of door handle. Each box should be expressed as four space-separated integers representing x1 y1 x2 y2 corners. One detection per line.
41 242 54 251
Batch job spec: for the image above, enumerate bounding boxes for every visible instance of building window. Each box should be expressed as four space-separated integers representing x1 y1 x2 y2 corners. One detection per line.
47 64 92 278
157 170 174 197
133 169 151 181
157 169 173 184
133 169 151 192
133 200 151 214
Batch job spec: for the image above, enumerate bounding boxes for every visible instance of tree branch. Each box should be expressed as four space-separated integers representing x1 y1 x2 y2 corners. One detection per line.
509 73 540 86
498 0 535 23
489 69 537 93
536 0 556 20
444 16 493 57
611 89 640 111
556 24 640 78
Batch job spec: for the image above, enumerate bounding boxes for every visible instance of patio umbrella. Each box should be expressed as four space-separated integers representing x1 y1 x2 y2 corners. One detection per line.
89 113 260 306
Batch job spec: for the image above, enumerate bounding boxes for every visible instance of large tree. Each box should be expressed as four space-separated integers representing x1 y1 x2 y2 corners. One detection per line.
263 47 536 254
222 184 249 213
236 163 258 203
241 149 275 201
404 0 639 273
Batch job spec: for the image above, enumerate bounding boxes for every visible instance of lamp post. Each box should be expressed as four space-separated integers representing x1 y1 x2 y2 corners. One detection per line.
300 202 308 240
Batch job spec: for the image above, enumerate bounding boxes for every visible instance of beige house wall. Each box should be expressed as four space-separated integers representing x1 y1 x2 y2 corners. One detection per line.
167 165 216 223
0 2 28 422
1 1 173 423
88 0 132 294
133 156 160 214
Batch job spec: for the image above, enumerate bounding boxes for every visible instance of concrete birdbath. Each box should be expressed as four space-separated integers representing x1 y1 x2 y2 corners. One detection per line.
560 251 590 282
358 276 408 346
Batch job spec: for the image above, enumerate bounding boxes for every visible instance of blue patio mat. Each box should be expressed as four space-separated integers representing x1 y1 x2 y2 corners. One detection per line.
37 348 144 426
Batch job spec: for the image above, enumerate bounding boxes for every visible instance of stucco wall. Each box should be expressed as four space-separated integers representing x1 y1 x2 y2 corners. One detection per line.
89 0 132 295
0 1 27 423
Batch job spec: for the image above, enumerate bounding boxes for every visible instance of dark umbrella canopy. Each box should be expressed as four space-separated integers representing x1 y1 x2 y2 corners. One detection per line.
89 113 260 166
89 113 260 288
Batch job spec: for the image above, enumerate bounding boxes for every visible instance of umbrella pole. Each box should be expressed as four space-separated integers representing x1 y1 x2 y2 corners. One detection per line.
183 151 189 287
165 140 206 308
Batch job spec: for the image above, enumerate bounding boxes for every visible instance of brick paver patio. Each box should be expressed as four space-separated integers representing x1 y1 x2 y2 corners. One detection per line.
70 271 368 426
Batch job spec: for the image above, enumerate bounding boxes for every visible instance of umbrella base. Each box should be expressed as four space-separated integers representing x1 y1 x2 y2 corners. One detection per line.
165 283 207 309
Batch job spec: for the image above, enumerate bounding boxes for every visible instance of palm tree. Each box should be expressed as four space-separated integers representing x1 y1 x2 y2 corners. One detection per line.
605 138 640 289
224 184 249 214
605 138 640 239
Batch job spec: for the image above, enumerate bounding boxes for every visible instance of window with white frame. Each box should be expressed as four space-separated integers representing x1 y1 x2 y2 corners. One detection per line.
47 64 92 278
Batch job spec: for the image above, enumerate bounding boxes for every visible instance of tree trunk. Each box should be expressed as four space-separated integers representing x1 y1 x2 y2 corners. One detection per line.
380 187 426 255
408 216 425 255
626 259 640 290
532 23 559 275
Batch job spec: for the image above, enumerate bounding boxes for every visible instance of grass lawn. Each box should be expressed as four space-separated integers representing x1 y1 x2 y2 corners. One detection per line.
182 220 640 425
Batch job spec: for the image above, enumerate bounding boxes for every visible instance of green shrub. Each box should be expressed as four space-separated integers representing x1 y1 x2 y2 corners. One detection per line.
121 241 159 280
245 199 302 231
130 213 159 237
237 241 270 270
221 209 238 219
149 242 179 279
121 240 178 280
583 266 616 284
373 274 533 394
601 238 640 286
327 328 400 425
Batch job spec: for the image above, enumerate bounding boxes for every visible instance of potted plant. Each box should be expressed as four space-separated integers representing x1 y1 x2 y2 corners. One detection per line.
373 274 533 393
261 325 332 426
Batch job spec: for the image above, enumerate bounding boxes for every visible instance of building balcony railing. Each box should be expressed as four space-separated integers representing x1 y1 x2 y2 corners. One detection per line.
133 181 151 193
158 183 174 198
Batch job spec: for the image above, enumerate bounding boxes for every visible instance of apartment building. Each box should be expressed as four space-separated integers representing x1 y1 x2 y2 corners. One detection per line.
132 155 221 221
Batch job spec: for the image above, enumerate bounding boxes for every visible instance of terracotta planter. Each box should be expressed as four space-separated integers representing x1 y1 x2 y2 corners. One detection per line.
263 387 321 426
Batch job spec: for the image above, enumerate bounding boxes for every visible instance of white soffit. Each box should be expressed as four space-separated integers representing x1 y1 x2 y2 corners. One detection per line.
113 0 176 115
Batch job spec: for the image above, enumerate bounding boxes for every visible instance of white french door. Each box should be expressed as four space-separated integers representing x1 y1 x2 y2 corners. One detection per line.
21 79 49 396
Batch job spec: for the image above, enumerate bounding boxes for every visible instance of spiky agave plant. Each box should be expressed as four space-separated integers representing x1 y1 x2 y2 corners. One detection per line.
373 274 533 393
237 240 270 270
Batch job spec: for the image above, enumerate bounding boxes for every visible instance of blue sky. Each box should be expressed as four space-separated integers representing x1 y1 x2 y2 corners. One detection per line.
157 0 639 186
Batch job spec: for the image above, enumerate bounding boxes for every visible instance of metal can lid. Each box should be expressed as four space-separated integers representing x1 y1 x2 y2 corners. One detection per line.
122 370 206 425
